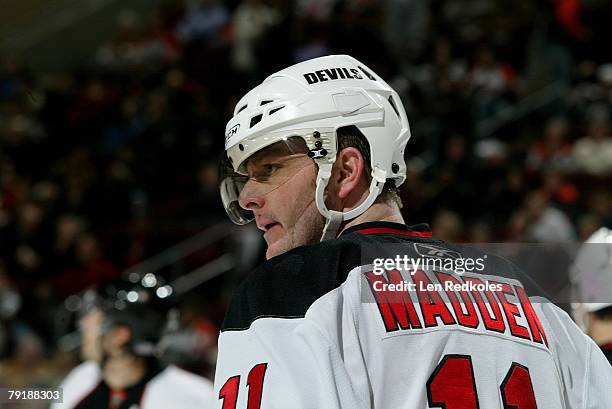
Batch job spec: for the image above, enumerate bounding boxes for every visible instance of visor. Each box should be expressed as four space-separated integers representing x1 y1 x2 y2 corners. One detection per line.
220 135 323 224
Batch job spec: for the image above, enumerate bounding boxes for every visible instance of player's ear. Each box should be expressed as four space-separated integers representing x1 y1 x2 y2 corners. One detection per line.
329 147 368 200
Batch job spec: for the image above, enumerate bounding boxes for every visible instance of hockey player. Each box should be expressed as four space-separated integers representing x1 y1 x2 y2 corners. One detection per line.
51 281 216 409
572 227 612 365
216 55 612 408
580 303 612 365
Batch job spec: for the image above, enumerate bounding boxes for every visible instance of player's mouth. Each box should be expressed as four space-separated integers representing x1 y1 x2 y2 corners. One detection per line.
263 222 282 243
256 218 279 232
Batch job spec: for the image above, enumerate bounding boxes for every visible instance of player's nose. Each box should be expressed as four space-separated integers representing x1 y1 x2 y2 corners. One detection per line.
238 180 265 210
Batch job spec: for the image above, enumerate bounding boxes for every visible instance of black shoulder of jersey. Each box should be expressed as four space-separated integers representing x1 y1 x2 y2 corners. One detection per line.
221 222 438 331
221 233 363 331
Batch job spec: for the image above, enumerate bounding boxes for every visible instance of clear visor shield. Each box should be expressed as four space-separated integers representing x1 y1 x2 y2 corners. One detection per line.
220 137 316 225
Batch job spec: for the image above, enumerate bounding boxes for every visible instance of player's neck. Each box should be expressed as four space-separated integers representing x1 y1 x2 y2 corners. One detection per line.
339 201 405 235
103 355 146 390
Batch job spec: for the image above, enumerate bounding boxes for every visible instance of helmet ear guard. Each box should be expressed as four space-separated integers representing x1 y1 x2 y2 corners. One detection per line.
221 55 412 240
315 160 387 241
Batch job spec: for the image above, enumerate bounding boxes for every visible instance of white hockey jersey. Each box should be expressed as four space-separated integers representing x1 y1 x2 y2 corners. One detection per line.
214 222 612 409
51 361 216 409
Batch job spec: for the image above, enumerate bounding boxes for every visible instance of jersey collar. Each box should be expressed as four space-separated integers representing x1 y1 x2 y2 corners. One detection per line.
340 221 433 238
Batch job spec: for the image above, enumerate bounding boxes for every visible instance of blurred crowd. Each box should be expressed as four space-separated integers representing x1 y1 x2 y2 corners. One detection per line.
1 0 612 389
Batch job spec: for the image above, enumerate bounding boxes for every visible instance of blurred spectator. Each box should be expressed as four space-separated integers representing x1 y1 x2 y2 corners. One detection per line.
0 331 46 386
539 168 579 207
95 10 175 70
440 0 494 43
524 191 575 242
432 209 464 242
0 264 21 358
572 105 612 175
183 161 225 224
488 167 527 226
1 114 47 177
292 18 330 63
176 0 228 45
526 117 574 173
231 0 281 76
0 201 50 286
508 210 529 242
54 148 98 218
50 214 87 274
554 0 589 42
467 221 493 242
470 44 509 94
576 213 602 242
584 189 612 227
296 0 337 21
54 233 119 297
428 135 476 217
383 0 429 61
598 63 612 99
469 44 515 120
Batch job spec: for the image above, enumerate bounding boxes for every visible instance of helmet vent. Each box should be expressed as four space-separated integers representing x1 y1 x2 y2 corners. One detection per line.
388 96 400 119
237 104 248 114
268 105 285 115
250 113 263 128
260 99 274 106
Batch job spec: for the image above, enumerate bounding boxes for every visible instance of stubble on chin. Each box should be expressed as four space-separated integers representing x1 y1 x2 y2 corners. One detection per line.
265 201 324 259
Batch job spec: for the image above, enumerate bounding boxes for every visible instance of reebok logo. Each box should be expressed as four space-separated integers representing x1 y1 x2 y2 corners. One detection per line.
414 243 461 259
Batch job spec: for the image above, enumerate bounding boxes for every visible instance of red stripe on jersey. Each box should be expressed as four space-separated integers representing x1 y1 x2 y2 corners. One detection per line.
354 227 433 238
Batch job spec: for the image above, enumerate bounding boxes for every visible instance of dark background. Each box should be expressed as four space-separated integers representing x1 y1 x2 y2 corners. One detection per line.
1 0 612 391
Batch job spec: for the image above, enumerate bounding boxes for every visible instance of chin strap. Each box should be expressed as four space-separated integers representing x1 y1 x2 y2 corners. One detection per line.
315 164 386 241
320 210 344 241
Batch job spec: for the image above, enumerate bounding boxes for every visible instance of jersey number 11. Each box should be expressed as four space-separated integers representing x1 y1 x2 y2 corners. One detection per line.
219 363 268 409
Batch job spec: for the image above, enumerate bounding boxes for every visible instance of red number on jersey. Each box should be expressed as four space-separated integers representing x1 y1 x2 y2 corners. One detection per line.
246 363 267 409
427 355 479 409
501 363 537 409
427 355 538 408
219 363 268 409
219 375 240 409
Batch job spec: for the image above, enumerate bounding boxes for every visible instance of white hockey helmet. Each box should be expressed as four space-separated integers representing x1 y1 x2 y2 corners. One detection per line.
220 55 411 240
571 227 612 328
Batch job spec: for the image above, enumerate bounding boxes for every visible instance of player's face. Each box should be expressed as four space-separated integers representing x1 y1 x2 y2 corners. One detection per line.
79 307 103 362
239 145 325 259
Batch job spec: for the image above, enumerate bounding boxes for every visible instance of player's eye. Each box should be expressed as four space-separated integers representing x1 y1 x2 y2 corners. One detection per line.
248 163 280 181
262 164 279 176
